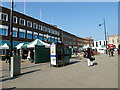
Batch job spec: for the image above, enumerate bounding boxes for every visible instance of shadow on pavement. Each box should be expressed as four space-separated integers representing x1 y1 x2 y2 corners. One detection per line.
0 69 41 82
21 69 41 75
69 61 80 65
2 87 16 90
21 63 47 70
93 62 98 66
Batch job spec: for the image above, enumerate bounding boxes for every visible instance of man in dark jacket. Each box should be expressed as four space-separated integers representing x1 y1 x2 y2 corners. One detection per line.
86 47 93 67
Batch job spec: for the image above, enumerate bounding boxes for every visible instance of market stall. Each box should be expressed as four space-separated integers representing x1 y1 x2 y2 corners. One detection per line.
21 39 50 63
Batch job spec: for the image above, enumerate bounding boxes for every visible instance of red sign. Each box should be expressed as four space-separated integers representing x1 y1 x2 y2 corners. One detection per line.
108 44 115 49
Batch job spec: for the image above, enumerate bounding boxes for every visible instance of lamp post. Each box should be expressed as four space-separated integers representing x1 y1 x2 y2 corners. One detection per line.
99 18 107 54
9 0 14 70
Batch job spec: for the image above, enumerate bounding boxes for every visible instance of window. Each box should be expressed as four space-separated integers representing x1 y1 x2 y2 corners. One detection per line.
96 42 98 47
39 33 43 40
19 29 26 38
48 28 51 33
33 32 38 39
39 25 42 30
27 31 32 39
117 39 119 43
99 41 101 45
44 26 47 32
19 18 25 26
43 34 47 41
51 36 55 42
0 25 8 36
51 29 54 34
33 23 38 29
27 21 32 28
112 39 114 43
57 31 60 35
55 37 58 42
58 38 60 41
0 12 8 21
42 26 45 31
13 16 17 24
104 41 106 46
0 28 8 36
48 35 51 42
12 27 18 37
93 43 94 47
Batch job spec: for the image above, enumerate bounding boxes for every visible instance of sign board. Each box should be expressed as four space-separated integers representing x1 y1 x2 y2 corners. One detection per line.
108 44 115 49
50 43 56 65
101 45 106 48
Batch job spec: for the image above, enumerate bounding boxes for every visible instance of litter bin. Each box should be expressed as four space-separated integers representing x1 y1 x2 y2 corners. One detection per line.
10 55 21 77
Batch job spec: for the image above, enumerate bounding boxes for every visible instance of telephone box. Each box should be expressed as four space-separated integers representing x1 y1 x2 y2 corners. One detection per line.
50 42 70 67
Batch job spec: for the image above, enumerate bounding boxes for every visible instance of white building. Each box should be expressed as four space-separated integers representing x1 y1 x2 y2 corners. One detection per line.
92 40 107 53
108 34 120 48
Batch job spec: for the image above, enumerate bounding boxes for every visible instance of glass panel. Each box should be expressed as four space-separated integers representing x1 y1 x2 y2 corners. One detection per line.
13 31 17 37
19 32 25 38
43 37 46 41
27 34 32 39
39 36 43 40
33 35 38 39
0 28 8 35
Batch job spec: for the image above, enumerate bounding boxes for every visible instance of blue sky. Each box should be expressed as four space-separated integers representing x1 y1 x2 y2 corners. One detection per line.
1 2 118 41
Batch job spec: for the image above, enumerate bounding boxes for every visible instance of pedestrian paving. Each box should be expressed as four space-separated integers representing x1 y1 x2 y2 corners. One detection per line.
1 53 118 88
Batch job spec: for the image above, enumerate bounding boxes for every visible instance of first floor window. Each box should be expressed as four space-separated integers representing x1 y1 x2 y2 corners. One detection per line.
19 32 25 38
33 35 38 39
0 28 8 36
13 31 17 37
43 36 46 41
51 37 55 42
27 33 32 39
33 32 38 39
39 36 43 40
55 38 58 42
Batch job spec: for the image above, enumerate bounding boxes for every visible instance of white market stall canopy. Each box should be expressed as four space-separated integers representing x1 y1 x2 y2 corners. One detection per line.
0 43 9 49
22 39 50 48
16 43 24 49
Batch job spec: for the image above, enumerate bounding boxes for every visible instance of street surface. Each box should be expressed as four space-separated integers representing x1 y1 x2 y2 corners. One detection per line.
0 52 118 88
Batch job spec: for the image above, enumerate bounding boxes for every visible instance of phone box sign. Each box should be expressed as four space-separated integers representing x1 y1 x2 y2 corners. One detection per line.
50 43 56 65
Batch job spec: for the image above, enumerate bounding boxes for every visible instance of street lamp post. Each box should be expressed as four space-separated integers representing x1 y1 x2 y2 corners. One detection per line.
99 18 107 54
9 0 14 70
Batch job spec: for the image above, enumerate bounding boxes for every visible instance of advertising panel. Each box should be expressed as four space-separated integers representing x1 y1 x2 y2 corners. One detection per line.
50 43 56 65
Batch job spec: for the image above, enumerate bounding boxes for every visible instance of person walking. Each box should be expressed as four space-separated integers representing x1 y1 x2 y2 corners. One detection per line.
86 47 93 67
30 50 34 63
111 48 114 57
5 50 9 63
108 48 111 57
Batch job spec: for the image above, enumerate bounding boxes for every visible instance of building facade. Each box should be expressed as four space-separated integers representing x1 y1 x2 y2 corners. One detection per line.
108 34 120 48
0 6 93 48
92 40 107 53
